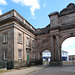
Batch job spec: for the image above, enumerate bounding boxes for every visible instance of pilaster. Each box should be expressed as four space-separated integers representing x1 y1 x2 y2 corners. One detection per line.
50 36 54 61
56 35 60 61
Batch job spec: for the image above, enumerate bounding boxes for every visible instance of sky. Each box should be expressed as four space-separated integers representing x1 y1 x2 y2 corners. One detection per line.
0 0 75 28
0 0 75 55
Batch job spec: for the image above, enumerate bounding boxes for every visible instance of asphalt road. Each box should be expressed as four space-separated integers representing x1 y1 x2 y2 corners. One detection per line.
28 66 75 75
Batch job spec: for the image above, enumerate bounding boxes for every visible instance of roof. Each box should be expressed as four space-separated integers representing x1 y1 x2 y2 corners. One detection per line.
0 9 36 33
69 55 75 57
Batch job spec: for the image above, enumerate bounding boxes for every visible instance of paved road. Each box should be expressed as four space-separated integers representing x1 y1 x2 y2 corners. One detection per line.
28 66 75 75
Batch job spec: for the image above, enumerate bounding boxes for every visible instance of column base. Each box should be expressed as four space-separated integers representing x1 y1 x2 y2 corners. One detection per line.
49 61 63 66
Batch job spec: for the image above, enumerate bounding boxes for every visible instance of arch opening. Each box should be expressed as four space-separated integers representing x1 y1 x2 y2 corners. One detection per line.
61 37 75 65
42 50 51 65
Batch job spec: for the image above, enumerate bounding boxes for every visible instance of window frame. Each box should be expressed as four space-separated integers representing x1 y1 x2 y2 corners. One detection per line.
3 33 8 44
26 37 30 46
32 40 35 48
33 52 35 59
18 33 22 44
18 49 22 59
4 50 7 60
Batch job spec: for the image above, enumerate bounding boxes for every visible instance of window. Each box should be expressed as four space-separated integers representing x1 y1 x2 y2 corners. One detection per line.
38 53 40 59
63 53 64 55
3 34 8 43
27 38 29 46
33 52 35 59
32 40 35 48
18 33 22 44
18 49 22 59
4 50 7 60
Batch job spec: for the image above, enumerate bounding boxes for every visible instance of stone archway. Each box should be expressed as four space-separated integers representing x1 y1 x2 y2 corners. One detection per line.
36 3 75 66
48 3 75 66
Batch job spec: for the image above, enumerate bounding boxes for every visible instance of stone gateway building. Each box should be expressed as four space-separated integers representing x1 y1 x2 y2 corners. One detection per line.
0 3 75 68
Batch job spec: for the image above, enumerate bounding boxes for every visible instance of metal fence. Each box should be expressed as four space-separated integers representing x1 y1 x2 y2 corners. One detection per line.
63 60 75 66
0 60 14 69
0 61 7 69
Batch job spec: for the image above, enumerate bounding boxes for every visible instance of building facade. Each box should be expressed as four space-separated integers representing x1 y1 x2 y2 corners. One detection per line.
0 10 36 68
62 51 69 61
0 3 75 68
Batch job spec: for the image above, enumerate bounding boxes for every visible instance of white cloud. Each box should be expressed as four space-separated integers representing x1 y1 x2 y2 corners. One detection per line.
12 0 40 16
0 0 7 5
0 9 2 15
43 4 46 7
62 37 75 48
28 16 36 20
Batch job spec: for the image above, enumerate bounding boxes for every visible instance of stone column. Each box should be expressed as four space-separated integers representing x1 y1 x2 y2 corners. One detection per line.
50 36 54 61
56 35 60 61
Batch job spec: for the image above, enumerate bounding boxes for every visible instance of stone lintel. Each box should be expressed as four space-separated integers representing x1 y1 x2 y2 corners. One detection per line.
50 24 75 31
50 34 60 37
60 24 75 30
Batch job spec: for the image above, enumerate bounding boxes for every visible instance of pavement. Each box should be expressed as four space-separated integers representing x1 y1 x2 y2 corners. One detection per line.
0 65 45 75
1 65 75 75
28 66 75 75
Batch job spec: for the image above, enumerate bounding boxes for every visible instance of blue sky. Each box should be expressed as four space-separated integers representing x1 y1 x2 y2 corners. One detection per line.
0 0 75 28
0 0 75 55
